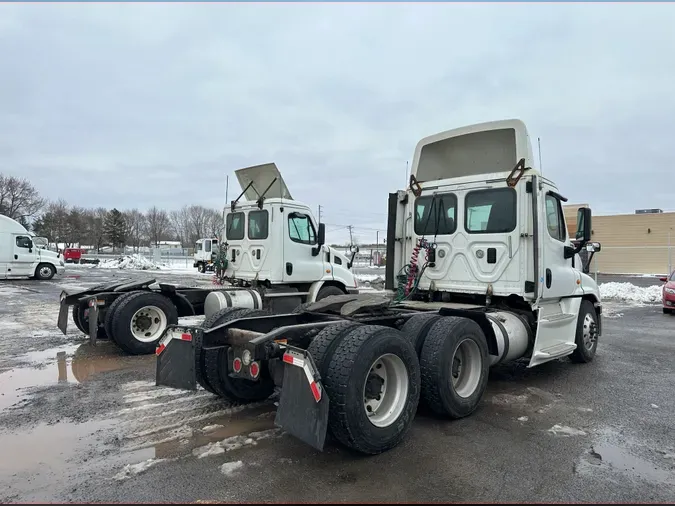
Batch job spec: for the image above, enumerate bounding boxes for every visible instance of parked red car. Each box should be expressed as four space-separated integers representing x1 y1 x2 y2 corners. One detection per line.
660 271 675 314
63 248 87 264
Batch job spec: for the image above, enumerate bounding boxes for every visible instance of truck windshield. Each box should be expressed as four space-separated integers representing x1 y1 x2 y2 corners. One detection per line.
414 193 457 236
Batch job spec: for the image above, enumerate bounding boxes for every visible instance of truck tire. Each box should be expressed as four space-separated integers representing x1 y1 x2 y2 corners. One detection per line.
663 308 672 315
197 262 205 273
316 285 345 301
104 291 145 344
420 316 489 419
194 307 247 394
110 292 178 355
292 301 314 314
306 321 362 379
201 307 276 402
34 263 56 280
569 300 599 363
400 312 443 357
323 325 420 454
72 302 108 340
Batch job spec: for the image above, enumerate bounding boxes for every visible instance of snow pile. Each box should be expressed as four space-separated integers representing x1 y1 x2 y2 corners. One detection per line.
355 273 385 290
98 254 164 271
599 282 663 304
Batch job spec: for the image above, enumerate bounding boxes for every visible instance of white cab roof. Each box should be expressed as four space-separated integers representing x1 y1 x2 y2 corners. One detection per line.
0 214 28 234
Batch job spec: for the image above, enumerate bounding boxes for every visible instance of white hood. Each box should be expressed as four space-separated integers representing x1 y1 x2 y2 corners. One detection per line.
234 162 293 202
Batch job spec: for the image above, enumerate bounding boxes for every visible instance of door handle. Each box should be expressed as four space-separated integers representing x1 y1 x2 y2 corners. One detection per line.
14 254 18 260
286 262 293 276
546 268 552 289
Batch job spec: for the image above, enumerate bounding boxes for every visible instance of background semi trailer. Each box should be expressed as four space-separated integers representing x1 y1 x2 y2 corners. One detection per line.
156 118 603 455
56 165 359 355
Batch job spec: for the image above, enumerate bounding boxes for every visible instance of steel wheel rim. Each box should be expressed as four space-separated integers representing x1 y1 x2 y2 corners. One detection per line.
129 305 167 342
362 353 409 428
40 266 52 278
451 339 482 398
582 313 597 350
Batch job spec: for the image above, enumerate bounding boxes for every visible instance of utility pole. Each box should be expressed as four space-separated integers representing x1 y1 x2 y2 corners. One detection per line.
347 225 353 247
318 204 322 223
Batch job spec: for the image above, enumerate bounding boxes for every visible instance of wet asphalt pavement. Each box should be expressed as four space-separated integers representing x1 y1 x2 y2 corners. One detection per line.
0 267 674 503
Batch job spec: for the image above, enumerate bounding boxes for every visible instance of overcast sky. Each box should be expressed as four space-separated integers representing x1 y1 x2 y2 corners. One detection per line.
1 3 674 244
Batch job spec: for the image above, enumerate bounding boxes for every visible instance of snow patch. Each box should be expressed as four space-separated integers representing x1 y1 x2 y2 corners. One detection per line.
651 403 659 409
201 424 224 433
548 424 587 437
98 254 164 271
220 461 244 476
599 282 663 304
113 458 165 480
517 416 529 422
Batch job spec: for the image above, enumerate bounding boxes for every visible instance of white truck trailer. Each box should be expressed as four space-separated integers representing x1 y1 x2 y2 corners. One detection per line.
0 214 65 280
153 119 603 455
57 164 358 355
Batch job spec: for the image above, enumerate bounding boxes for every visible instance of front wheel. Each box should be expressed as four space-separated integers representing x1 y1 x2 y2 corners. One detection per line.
570 300 599 363
196 262 205 273
664 308 673 315
34 263 56 280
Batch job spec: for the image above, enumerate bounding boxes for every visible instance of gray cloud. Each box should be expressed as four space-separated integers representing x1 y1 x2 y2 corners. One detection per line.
1 3 674 244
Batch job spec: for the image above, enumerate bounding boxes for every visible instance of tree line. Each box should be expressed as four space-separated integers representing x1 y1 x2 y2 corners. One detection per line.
1 173 222 252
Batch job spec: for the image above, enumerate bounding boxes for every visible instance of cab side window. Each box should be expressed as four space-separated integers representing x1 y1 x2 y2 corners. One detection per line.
205 240 211 253
545 194 567 242
288 213 316 245
226 212 245 240
16 236 32 249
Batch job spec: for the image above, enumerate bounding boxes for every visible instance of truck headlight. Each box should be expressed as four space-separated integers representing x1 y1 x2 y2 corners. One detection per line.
665 288 675 295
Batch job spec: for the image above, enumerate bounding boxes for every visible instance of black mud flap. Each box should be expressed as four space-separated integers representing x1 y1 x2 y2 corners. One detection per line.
155 326 198 391
274 360 330 452
57 295 69 335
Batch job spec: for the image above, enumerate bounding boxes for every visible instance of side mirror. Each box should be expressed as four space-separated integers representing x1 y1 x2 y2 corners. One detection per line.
317 223 325 246
659 277 668 282
575 207 592 243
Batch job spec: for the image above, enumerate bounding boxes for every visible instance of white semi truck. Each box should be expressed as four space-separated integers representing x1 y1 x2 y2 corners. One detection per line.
151 118 602 456
57 165 358 355
0 214 65 280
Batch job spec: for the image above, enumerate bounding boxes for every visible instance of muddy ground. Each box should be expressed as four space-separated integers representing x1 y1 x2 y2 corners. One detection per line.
0 267 674 503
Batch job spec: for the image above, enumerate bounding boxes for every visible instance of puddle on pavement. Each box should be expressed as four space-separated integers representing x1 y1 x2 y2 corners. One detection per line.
0 341 148 411
0 353 77 411
576 429 675 485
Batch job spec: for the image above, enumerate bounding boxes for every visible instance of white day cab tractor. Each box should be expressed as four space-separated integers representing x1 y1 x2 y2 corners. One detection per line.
156 119 602 455
0 214 65 280
193 237 219 273
56 165 359 355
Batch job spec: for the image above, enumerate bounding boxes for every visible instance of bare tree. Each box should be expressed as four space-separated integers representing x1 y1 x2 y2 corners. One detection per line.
124 209 147 251
0 174 46 220
205 208 223 239
65 206 86 247
146 206 171 247
82 207 108 252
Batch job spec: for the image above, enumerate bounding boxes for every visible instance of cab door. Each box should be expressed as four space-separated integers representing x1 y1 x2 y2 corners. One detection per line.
529 185 580 367
283 210 326 283
12 234 36 276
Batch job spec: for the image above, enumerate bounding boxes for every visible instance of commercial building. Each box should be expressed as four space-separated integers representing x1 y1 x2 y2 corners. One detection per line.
563 205 675 275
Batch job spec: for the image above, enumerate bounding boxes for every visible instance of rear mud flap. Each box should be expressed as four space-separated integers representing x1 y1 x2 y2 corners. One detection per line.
274 361 330 452
57 297 69 335
155 329 198 391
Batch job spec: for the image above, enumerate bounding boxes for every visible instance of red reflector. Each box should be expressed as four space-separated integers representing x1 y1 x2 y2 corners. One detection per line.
250 361 260 378
310 382 321 402
282 354 293 364
233 358 242 373
181 333 192 341
156 344 166 356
